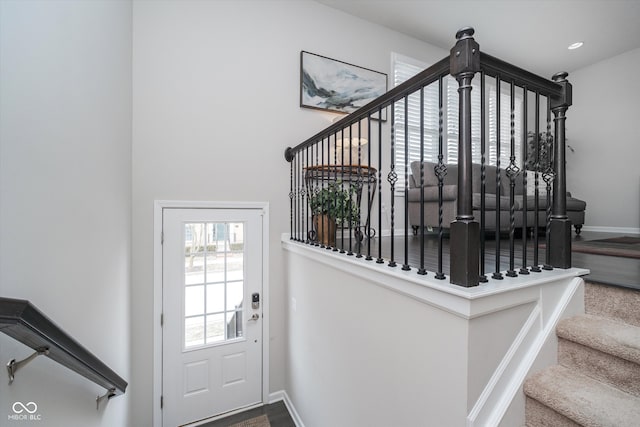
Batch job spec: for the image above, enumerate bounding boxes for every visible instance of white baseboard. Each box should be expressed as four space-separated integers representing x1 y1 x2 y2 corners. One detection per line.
582 225 640 234
269 390 305 427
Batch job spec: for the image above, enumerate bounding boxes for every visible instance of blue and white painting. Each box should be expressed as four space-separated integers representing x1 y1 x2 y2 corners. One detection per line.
300 51 387 115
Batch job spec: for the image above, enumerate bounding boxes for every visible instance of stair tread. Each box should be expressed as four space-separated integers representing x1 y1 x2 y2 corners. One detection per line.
557 314 640 365
586 282 640 327
524 365 640 427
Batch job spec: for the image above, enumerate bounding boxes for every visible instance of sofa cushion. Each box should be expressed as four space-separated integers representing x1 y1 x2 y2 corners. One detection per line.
498 168 526 195
473 193 516 210
407 185 457 202
475 164 500 195
514 195 586 212
410 161 458 187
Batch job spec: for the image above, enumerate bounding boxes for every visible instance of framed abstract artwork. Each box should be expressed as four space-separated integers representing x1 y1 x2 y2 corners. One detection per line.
300 51 388 119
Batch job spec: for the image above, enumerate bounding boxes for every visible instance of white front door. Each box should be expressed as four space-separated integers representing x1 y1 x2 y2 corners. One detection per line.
162 208 264 427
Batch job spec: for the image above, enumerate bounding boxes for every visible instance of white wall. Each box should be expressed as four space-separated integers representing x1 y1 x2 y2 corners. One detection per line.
0 1 131 426
131 1 446 425
284 243 469 427
567 47 640 231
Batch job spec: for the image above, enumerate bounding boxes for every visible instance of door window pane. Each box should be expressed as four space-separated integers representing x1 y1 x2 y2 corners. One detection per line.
185 316 205 348
206 283 225 313
226 281 243 310
183 221 247 349
185 285 204 316
226 311 243 339
205 314 225 344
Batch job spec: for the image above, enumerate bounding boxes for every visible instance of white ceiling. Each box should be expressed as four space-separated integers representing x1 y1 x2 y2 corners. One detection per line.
315 0 640 78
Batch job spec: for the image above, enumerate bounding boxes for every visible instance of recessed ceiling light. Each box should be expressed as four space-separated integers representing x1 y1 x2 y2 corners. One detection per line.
568 42 584 50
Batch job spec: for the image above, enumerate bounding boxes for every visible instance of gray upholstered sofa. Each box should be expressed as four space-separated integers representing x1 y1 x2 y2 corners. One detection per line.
407 161 586 234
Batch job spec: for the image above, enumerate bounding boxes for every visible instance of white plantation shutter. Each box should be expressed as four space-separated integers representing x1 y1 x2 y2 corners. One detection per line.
393 56 440 191
488 84 523 167
393 54 523 193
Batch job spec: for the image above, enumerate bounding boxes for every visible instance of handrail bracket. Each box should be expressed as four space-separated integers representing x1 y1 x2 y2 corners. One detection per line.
96 387 117 410
6 347 49 385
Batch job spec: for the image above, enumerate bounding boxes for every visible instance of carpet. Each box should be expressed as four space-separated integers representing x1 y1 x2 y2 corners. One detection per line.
228 414 270 427
570 236 640 259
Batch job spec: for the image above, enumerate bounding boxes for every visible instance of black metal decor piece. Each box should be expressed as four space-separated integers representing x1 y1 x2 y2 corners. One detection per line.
0 297 127 402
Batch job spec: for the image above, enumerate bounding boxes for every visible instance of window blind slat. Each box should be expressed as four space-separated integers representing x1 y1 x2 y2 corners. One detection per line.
393 54 524 193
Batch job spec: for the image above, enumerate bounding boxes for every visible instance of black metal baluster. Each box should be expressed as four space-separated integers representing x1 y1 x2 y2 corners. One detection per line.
377 107 384 264
531 92 542 272
347 124 354 256
520 89 530 275
418 87 426 275
314 138 322 247
289 160 294 240
339 127 346 253
297 152 302 242
435 76 446 280
331 131 339 251
366 114 373 261
493 75 504 280
388 101 398 267
403 96 411 271
303 146 309 243
543 100 554 270
479 72 487 282
506 81 519 277
356 119 363 258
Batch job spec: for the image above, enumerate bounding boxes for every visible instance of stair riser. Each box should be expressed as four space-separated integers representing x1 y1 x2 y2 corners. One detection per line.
558 338 640 397
585 282 640 327
525 397 581 427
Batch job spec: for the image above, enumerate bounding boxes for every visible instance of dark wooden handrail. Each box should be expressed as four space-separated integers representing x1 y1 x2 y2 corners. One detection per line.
479 52 563 97
0 297 127 398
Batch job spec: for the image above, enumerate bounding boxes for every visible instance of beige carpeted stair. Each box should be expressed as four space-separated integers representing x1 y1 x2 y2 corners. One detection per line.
524 282 640 427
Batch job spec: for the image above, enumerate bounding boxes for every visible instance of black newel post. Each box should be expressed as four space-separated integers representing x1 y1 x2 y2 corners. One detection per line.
548 72 573 268
450 27 480 287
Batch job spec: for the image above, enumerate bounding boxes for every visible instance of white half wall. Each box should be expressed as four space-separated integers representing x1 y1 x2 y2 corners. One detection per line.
283 238 586 427
567 47 640 231
0 1 132 425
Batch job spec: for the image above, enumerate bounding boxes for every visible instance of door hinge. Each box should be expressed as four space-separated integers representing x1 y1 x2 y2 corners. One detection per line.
161 231 164 245
160 395 163 409
161 313 164 327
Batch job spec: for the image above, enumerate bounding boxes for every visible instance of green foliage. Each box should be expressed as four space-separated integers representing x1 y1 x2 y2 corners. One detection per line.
526 131 553 171
308 181 360 225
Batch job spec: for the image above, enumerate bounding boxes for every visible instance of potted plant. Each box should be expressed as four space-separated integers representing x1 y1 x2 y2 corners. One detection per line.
525 131 553 172
308 181 360 246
